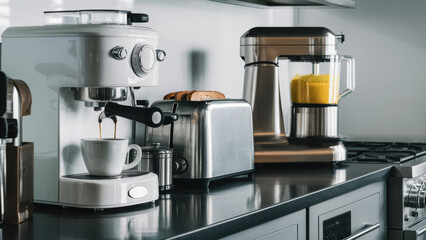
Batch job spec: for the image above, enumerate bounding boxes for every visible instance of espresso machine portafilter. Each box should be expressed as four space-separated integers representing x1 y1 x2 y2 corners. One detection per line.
240 27 355 163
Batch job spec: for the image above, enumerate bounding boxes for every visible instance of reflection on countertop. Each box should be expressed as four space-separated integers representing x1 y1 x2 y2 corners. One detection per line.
0 163 392 240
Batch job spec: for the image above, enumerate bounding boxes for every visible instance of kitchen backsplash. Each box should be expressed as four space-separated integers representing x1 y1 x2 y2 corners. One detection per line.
0 0 287 99
3 0 419 143
295 0 426 142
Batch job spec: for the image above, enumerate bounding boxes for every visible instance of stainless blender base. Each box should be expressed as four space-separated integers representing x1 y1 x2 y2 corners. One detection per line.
254 141 346 163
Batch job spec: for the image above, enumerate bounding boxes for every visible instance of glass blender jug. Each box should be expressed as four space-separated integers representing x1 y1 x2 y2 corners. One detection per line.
288 55 355 141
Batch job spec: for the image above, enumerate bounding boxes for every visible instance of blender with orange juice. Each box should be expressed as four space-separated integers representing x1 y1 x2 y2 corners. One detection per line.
240 27 355 163
288 54 354 141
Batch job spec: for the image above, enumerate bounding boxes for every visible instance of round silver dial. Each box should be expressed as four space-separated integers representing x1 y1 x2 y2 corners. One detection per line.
131 43 156 77
406 181 426 208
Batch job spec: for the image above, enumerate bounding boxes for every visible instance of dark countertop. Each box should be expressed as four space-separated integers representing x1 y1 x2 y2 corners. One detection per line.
1 163 392 240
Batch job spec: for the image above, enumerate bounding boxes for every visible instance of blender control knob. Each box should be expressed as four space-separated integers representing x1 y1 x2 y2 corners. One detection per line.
131 43 156 77
111 46 127 60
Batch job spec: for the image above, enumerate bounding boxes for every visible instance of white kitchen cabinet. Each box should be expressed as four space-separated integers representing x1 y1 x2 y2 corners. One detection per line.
309 181 386 240
221 209 306 240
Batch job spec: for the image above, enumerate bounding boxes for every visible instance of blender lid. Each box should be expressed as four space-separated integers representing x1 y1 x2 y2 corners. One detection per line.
44 9 149 25
240 27 344 46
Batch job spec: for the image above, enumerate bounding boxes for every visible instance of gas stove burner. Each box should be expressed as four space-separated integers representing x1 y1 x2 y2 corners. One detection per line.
344 141 426 163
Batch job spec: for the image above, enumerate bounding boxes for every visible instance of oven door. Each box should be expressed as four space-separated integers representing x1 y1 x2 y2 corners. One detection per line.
404 218 426 240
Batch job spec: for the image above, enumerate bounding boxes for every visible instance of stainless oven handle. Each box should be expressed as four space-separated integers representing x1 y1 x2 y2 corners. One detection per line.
417 224 426 236
342 223 380 240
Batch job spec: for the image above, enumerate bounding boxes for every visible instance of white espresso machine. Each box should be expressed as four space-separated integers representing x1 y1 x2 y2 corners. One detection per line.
1 10 167 208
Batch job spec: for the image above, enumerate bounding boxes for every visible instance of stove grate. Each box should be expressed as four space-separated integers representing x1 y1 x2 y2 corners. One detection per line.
344 141 426 163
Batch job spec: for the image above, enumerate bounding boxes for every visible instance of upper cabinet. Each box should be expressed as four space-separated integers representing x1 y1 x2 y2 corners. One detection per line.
209 0 355 8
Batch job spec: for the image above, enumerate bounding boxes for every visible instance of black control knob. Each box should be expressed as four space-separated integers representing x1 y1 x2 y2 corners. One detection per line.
0 118 18 139
173 157 188 175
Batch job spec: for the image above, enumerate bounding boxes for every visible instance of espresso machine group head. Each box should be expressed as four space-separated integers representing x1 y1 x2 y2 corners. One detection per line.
240 27 355 163
1 10 167 208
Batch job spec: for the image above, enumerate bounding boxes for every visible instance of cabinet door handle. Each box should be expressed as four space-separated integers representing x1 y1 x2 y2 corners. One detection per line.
342 223 380 240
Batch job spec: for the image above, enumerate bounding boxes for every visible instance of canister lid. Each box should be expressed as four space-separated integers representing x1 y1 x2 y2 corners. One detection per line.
142 143 173 158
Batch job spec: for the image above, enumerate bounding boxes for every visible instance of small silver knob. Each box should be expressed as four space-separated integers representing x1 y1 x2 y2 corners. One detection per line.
156 50 166 62
111 46 127 60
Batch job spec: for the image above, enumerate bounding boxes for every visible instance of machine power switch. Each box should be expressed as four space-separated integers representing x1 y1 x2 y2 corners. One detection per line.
128 186 148 199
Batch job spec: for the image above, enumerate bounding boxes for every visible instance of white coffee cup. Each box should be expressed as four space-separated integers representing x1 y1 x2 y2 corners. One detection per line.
81 138 142 176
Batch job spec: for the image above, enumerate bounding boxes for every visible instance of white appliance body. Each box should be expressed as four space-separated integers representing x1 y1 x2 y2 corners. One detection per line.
1 24 161 208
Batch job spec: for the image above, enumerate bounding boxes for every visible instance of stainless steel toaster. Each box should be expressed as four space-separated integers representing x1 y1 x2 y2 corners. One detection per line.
145 99 254 187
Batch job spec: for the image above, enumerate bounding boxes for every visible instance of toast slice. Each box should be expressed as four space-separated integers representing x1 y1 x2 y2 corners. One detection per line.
163 91 178 100
187 91 225 101
175 91 195 100
163 90 226 101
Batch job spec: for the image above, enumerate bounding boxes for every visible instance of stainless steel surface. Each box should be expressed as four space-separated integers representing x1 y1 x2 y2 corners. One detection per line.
141 144 173 190
377 155 426 178
403 218 426 240
240 27 350 163
73 87 127 104
210 0 355 8
342 223 381 240
309 181 385 240
243 64 285 143
6 80 21 146
406 181 426 208
254 141 346 163
110 46 127 60
388 176 426 231
345 142 426 236
240 27 339 64
0 163 390 239
290 105 338 138
146 100 254 181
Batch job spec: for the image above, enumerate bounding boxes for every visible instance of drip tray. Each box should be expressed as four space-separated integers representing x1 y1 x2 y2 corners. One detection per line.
63 170 149 180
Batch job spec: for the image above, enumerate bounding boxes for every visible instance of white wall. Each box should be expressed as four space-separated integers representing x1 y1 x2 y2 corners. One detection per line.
289 0 426 142
0 0 289 99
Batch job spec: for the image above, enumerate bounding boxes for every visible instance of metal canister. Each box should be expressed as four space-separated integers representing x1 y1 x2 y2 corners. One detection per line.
141 143 173 191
